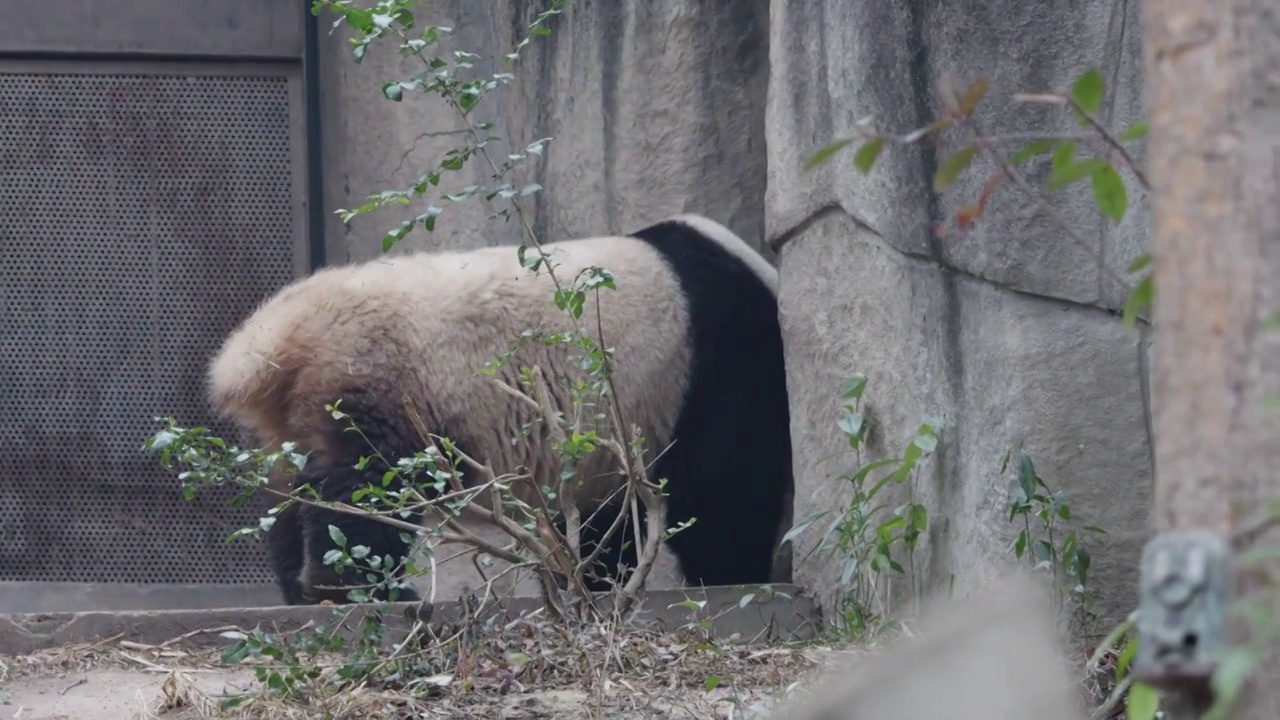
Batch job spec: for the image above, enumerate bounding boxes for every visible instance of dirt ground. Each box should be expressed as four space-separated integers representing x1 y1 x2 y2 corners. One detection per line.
0 588 1115 720
0 636 858 719
1 664 811 719
2 666 254 720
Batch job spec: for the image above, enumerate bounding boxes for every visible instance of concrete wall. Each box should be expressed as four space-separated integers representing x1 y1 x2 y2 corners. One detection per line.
317 0 771 262
768 0 1152 626
315 0 1153 626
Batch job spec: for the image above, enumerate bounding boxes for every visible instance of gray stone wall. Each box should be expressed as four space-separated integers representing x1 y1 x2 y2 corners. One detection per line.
318 0 770 262
315 0 1154 626
768 0 1152 625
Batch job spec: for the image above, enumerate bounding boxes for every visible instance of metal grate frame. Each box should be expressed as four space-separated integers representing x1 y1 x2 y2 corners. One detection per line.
0 60 308 585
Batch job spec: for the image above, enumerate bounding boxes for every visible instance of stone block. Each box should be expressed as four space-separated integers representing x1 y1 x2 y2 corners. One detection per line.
779 209 1151 627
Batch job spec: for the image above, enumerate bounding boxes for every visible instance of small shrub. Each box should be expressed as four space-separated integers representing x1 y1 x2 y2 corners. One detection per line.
1001 447 1104 633
785 374 941 636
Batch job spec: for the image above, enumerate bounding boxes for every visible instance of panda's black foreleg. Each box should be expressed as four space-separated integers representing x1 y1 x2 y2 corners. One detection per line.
264 499 309 605
298 464 424 605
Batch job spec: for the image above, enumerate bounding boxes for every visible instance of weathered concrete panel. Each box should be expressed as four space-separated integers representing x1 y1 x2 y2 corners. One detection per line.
768 0 1149 308
769 0 1153 629
924 0 1149 310
778 211 954 612
318 0 771 263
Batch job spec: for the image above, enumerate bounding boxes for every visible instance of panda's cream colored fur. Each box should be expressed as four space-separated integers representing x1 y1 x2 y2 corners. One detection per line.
208 214 790 604
210 234 692 510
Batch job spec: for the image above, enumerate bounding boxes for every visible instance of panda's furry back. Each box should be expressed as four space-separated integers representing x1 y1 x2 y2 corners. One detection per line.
207 233 694 510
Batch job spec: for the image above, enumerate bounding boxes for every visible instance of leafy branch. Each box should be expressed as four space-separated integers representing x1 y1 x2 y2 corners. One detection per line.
804 67 1154 328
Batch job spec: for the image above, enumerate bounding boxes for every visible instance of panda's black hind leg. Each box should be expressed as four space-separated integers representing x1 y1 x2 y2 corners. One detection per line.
265 498 309 605
559 498 641 593
299 463 425 604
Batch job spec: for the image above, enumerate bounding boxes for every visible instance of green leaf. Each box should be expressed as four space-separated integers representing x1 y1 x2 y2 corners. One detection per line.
1049 156 1107 190
933 145 978 193
1115 635 1138 679
1009 139 1056 164
804 138 854 171
382 221 414 252
441 152 466 172
1017 452 1038 501
856 457 904 493
266 672 286 691
1071 68 1105 115
1126 682 1160 720
1050 142 1075 173
1197 648 1257 720
779 511 827 545
877 517 907 543
837 411 864 439
1032 539 1053 562
381 82 404 102
841 374 868 401
703 675 723 691
853 138 886 175
909 503 928 531
1074 548 1091 581
913 431 938 455
221 641 252 665
1126 253 1152 274
871 553 893 573
1120 120 1149 141
1123 274 1153 328
1210 646 1259 701
1091 163 1128 223
329 525 348 548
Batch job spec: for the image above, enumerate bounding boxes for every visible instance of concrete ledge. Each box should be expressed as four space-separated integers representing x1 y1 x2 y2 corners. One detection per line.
0 584 820 655
0 582 283 614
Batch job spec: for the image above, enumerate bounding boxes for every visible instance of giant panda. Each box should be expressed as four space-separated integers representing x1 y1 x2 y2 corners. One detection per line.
207 213 793 605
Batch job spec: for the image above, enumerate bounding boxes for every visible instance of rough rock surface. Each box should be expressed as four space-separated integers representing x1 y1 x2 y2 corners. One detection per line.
320 0 771 261
767 0 1152 626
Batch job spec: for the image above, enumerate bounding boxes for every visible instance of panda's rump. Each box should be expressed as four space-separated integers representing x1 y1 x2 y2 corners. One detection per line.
212 231 696 513
426 235 695 511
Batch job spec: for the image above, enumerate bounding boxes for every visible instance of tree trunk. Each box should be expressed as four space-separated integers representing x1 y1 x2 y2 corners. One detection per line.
1143 0 1279 714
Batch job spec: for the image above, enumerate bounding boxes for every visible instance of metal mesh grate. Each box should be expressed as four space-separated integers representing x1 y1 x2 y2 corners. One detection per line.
0 72 299 584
